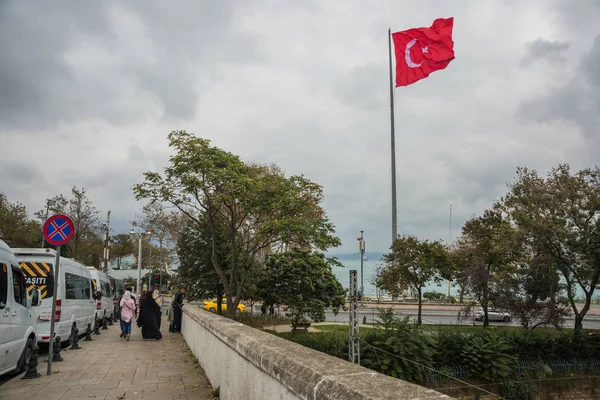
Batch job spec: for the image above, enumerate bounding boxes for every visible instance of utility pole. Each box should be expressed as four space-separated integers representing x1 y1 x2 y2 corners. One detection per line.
147 235 152 291
448 205 452 297
103 211 111 273
41 201 50 248
357 231 365 304
348 270 360 364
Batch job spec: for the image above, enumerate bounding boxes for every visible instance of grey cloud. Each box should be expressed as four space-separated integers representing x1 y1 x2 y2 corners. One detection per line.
0 1 263 131
333 64 388 110
521 39 569 67
517 36 600 143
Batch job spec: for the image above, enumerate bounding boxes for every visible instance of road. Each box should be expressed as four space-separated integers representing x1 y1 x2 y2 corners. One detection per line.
252 304 600 329
320 308 600 329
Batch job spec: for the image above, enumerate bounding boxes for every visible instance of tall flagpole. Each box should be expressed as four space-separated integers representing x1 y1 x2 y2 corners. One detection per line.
388 29 398 244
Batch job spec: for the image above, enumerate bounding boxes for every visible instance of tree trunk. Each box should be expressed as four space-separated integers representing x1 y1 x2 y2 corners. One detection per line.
216 288 223 315
416 286 422 325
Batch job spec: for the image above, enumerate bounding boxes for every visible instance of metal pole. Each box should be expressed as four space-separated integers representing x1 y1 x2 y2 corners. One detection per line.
41 203 49 248
348 270 360 364
104 211 111 273
47 245 61 375
448 205 452 297
137 238 142 295
159 242 163 291
388 28 398 244
147 237 152 290
359 231 365 303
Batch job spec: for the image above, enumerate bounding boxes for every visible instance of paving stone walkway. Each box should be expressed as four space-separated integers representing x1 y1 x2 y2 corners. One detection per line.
0 318 214 400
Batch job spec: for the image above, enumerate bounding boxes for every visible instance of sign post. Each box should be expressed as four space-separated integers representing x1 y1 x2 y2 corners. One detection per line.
42 214 75 376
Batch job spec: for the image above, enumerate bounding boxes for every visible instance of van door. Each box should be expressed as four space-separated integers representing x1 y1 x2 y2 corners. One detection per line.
0 263 10 371
6 265 28 367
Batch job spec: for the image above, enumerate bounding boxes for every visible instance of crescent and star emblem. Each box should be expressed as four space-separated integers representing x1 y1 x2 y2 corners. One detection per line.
405 38 428 68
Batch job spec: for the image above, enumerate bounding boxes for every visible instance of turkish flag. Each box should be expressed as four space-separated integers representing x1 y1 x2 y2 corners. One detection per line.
392 18 455 87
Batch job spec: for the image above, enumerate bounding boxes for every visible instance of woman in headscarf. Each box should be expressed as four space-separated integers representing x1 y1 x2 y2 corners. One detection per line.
138 290 162 340
119 291 136 341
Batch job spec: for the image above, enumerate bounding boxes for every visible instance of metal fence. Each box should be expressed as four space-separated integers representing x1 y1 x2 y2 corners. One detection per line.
428 358 600 383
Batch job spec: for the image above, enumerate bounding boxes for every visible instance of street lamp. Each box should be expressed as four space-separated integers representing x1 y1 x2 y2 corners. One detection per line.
357 231 365 303
130 228 152 296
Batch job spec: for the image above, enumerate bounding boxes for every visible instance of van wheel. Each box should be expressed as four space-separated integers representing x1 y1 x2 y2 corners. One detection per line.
503 316 511 323
17 337 34 373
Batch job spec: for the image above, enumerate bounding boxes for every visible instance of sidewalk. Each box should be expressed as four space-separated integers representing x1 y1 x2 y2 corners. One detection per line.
0 318 214 400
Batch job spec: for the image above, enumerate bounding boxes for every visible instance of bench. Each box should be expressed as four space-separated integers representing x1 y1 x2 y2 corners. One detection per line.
293 321 312 330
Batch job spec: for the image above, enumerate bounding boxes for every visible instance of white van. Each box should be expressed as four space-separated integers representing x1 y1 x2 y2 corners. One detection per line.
0 240 41 376
87 268 114 326
13 248 96 344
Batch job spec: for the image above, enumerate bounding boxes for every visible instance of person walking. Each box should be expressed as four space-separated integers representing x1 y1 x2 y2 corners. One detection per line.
152 288 163 330
119 287 137 338
171 287 187 333
138 291 162 340
119 291 136 341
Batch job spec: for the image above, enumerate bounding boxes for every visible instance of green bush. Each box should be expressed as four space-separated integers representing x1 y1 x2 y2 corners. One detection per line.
361 316 435 384
460 331 517 382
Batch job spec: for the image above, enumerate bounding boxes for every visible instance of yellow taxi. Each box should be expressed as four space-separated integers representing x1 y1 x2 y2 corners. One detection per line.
203 298 247 314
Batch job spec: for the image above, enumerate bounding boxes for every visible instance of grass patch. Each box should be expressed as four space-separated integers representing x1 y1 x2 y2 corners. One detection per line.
315 324 375 333
234 312 290 328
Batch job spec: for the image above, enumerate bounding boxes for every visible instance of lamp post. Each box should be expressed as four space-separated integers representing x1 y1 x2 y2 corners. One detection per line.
147 233 153 291
130 228 152 296
357 231 365 303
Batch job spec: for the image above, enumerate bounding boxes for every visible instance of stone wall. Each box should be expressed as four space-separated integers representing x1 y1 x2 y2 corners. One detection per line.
182 306 454 400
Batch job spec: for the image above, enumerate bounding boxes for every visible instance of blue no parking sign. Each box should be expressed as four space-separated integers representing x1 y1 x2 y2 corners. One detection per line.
43 214 75 246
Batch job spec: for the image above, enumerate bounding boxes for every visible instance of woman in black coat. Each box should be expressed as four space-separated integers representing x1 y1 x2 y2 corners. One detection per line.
137 291 162 340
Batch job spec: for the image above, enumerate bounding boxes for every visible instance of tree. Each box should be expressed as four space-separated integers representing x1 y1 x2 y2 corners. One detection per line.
0 192 42 247
495 250 569 331
109 233 135 269
176 214 226 311
377 236 450 325
455 208 522 326
36 187 102 263
134 203 180 274
134 130 340 318
257 250 346 334
503 165 600 333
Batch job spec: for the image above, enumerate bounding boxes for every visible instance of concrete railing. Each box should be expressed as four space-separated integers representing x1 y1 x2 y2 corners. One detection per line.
182 307 454 400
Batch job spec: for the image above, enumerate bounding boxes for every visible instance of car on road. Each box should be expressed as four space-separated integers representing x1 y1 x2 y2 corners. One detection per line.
203 298 246 314
1 241 42 376
474 307 511 322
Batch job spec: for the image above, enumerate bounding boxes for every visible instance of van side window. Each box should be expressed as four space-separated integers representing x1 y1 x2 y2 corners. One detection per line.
65 273 92 300
11 266 27 307
0 263 7 309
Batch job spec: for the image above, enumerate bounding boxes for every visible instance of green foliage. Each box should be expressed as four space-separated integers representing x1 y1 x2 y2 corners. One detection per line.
423 291 446 300
134 130 340 318
500 381 533 400
378 236 451 324
235 312 289 328
361 310 435 384
502 165 600 332
273 330 347 359
257 250 346 333
0 192 41 248
460 331 518 382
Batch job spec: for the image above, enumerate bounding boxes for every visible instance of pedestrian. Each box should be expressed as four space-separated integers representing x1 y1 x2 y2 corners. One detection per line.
138 291 162 340
119 290 136 341
171 287 187 333
152 288 163 330
119 287 137 338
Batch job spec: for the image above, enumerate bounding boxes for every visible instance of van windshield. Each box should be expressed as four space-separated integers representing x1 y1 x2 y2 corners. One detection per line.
19 261 54 299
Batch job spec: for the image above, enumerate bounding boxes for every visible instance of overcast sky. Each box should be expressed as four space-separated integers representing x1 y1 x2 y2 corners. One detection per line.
1 0 599 254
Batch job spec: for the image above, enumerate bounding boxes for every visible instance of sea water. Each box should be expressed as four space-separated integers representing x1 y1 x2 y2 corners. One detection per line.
332 259 459 297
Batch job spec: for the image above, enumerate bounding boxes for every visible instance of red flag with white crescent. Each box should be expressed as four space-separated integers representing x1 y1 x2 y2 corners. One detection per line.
392 18 455 87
